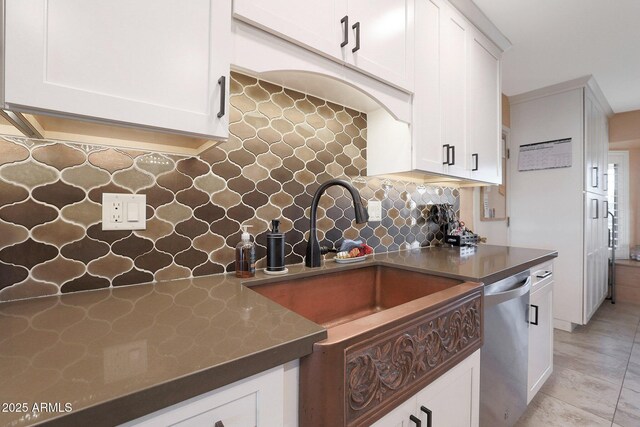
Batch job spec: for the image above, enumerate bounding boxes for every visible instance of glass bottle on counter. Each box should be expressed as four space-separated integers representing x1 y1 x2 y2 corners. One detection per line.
235 225 256 278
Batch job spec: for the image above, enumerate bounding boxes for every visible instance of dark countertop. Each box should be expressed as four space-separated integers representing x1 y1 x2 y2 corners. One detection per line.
0 244 556 426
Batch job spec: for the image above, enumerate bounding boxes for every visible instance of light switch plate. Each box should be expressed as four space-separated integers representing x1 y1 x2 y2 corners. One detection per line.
102 193 146 230
368 200 382 222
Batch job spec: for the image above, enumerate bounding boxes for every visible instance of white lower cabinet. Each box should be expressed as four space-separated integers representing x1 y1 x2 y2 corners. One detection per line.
123 366 285 427
372 350 480 427
527 263 554 403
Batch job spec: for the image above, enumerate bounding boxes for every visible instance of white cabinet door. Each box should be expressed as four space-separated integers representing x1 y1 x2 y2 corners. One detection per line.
345 0 414 92
125 366 284 427
467 29 502 184
440 5 469 178
370 395 418 427
413 0 445 173
584 193 605 323
233 0 344 61
415 350 480 427
528 279 553 403
5 0 230 139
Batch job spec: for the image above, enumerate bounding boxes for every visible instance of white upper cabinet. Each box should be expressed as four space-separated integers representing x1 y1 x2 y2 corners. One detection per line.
233 0 414 92
468 30 501 183
4 0 230 139
413 0 502 184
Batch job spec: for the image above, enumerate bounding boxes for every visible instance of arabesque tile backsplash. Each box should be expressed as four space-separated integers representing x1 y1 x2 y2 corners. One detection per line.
0 72 459 302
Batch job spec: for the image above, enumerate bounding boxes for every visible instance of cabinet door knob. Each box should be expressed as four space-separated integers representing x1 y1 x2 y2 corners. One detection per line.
420 405 433 427
340 15 349 47
409 414 421 427
472 153 479 171
352 21 361 53
217 76 226 119
530 304 539 325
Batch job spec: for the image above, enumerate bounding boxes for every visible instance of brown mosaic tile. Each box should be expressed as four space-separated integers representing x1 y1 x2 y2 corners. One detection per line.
32 143 85 171
61 273 110 293
156 201 191 224
60 199 101 227
0 239 57 269
174 217 209 239
242 189 269 210
211 189 242 210
157 170 193 193
245 84 271 103
243 112 270 131
192 174 225 196
228 149 256 168
134 249 172 273
87 182 130 203
282 131 305 149
231 71 258 87
61 164 111 190
113 168 154 192
174 248 208 270
0 222 28 250
270 142 294 159
0 279 57 302
192 232 225 254
111 234 154 259
294 123 315 139
0 161 58 189
144 184 175 209
257 127 282 144
211 216 240 238
87 253 133 280
0 199 57 229
258 102 283 120
88 148 133 173
31 256 85 286
242 164 269 183
176 158 210 179
176 187 209 209
227 204 255 224
283 107 305 125
193 203 225 223
256 152 282 170
210 245 235 268
32 180 85 209
112 268 153 287
193 262 225 276
272 92 295 109
135 217 173 242
229 93 257 114
0 181 28 206
60 236 110 264
211 161 241 180
135 153 175 176
86 224 131 245
31 218 84 248
256 178 281 195
327 119 344 134
155 232 191 256
0 138 29 165
155 264 191 281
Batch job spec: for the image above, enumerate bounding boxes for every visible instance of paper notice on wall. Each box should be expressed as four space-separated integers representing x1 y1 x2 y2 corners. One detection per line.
518 138 572 171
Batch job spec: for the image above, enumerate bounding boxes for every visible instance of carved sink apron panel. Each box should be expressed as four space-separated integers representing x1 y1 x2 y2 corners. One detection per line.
345 292 482 426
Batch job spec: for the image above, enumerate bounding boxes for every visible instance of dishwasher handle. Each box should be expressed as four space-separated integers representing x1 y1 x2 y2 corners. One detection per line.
484 276 531 307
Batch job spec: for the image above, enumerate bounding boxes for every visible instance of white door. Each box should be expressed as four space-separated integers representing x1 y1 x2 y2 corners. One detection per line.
468 29 501 184
345 0 414 91
413 0 445 173
5 0 230 138
233 0 344 61
528 280 553 403
440 5 469 178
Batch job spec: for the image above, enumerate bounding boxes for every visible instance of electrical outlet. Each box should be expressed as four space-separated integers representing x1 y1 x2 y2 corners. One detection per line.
368 200 382 222
112 201 123 223
102 193 146 230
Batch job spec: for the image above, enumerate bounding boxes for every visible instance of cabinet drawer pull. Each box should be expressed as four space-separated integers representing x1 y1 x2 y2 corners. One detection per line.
217 76 226 119
592 198 598 219
340 15 349 47
603 173 608 191
409 414 421 427
536 271 552 279
420 405 433 427
472 153 479 171
352 21 361 53
530 304 539 325
442 144 450 165
448 145 456 166
592 166 598 188
214 421 224 427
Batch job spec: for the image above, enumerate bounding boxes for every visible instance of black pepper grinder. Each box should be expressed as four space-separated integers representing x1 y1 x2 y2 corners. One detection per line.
265 219 288 274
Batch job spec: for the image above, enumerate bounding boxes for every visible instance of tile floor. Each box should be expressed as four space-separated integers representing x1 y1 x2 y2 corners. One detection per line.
517 301 640 427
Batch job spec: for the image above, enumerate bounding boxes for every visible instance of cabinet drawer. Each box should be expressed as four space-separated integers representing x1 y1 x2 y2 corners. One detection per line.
531 261 553 292
171 393 256 427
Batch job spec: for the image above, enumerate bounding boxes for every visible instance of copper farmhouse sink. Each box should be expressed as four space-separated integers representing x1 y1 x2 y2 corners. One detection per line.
249 265 484 427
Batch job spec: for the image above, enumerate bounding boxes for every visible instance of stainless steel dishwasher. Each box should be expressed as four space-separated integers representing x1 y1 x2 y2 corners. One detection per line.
480 270 532 427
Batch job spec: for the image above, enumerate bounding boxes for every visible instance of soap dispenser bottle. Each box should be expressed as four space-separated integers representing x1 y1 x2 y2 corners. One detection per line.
266 219 287 274
235 225 255 278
